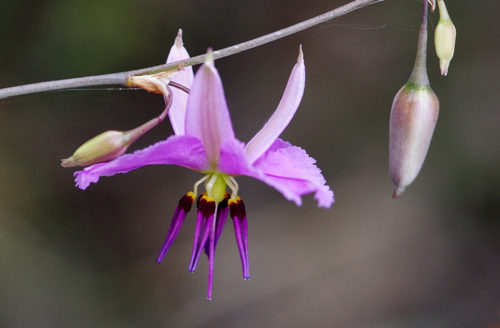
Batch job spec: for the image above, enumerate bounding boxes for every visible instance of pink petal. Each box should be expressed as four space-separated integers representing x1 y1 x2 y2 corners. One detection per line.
74 135 209 190
216 139 254 176
166 29 194 135
245 46 306 164
185 53 235 167
216 138 334 208
252 139 334 208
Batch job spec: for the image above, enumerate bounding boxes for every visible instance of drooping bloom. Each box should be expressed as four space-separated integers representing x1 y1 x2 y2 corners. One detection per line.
389 84 439 197
389 0 439 197
72 38 333 299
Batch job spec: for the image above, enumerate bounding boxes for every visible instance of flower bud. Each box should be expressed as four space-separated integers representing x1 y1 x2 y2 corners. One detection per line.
434 0 456 76
389 83 439 197
61 130 129 167
389 0 440 197
61 116 161 167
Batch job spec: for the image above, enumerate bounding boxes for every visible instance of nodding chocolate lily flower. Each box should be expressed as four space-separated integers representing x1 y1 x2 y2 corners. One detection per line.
71 45 333 300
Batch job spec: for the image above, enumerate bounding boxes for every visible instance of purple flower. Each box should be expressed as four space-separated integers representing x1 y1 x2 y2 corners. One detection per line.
73 36 334 299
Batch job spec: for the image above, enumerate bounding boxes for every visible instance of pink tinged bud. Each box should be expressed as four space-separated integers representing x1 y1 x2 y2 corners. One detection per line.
434 0 456 76
389 83 439 197
389 0 439 197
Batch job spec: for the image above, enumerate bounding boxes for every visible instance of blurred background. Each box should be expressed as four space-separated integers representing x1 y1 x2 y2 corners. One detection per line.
1 0 499 327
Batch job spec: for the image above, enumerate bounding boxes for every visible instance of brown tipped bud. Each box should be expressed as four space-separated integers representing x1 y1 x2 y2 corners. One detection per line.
434 0 456 76
61 131 129 167
389 83 439 197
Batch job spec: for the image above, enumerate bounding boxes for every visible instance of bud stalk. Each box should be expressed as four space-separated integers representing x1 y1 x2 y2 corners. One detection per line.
62 87 174 167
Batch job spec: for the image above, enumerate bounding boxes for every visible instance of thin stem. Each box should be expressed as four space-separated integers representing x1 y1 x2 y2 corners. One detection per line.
158 85 173 122
193 175 210 198
0 0 385 100
409 0 430 86
122 85 173 145
168 81 190 94
223 176 239 200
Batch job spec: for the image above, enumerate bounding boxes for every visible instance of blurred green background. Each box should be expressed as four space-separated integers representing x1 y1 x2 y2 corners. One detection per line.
1 0 499 327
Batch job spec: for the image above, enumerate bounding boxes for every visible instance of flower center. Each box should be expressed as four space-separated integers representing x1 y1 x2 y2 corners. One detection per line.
206 174 227 203
193 173 239 203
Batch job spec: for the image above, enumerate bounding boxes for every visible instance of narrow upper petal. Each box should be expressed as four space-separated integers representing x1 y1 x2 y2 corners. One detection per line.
252 138 334 208
185 52 236 167
74 135 209 189
245 46 306 164
216 138 334 208
166 29 194 135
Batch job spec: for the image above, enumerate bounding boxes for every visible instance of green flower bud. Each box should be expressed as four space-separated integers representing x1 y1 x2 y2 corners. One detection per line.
61 116 161 167
434 0 456 76
61 130 129 167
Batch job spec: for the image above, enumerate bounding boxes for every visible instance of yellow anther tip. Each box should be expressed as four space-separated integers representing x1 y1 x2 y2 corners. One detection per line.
201 195 215 202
